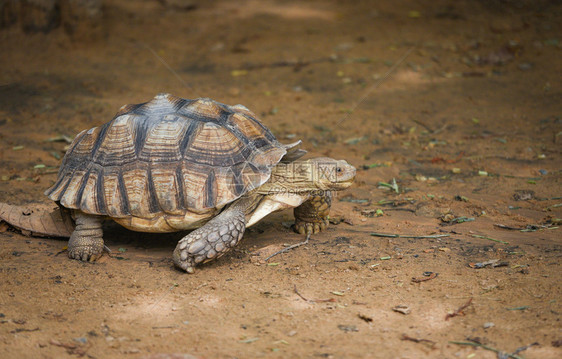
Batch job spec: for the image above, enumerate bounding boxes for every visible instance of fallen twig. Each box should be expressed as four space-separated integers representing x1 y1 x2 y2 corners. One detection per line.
468 259 509 269
357 313 373 323
506 305 530 311
449 340 526 359
494 223 555 232
152 325 178 329
293 285 310 302
265 233 311 261
294 285 336 303
50 339 87 356
239 337 260 344
410 119 434 133
371 233 450 239
470 234 509 244
240 57 331 71
401 334 436 348
50 339 78 350
513 342 539 355
494 223 524 230
441 216 475 226
10 327 40 333
382 208 416 213
412 272 438 283
445 298 473 320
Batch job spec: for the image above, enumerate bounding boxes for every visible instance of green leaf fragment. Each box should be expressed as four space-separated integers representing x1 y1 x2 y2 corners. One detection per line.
344 137 365 145
408 10 421 18
239 337 259 344
470 234 509 244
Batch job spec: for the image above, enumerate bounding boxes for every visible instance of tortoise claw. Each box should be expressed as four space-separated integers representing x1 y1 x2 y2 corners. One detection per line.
68 244 104 262
293 219 328 235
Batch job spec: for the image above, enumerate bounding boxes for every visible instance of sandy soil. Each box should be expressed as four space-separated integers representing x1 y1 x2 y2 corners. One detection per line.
1 0 561 358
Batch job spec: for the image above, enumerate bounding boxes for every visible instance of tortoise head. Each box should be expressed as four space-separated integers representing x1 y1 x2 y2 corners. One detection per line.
309 157 356 191
266 157 355 193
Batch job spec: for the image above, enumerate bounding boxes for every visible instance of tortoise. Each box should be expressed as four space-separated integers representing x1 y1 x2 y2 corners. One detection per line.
0 93 355 273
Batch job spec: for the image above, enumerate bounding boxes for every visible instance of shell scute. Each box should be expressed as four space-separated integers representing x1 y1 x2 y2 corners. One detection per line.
121 167 157 218
138 114 186 162
93 115 137 166
151 164 184 215
102 172 127 217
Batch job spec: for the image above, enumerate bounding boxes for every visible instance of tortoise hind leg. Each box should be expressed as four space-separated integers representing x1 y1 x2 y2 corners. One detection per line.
293 191 332 235
173 201 246 273
68 212 104 262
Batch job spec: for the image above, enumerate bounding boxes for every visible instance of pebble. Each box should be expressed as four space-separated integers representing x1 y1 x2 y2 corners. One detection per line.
539 169 548 175
73 337 88 344
392 305 411 315
483 322 495 329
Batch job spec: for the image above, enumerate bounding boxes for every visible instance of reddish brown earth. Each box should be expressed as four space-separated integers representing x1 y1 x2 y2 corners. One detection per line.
0 1 561 358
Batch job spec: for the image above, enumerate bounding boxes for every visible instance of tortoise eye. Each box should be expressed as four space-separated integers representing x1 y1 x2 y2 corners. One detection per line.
336 167 342 173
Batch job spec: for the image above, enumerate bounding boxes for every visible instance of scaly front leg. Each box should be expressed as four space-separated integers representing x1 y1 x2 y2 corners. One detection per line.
173 200 247 273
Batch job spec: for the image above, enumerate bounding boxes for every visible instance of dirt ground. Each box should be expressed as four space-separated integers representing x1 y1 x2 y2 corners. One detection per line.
1 0 561 358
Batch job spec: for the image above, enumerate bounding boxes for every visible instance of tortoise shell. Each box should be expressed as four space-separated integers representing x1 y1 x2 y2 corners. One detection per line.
45 94 287 224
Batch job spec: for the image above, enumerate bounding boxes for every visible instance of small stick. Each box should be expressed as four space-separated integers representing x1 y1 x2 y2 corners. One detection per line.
382 208 416 213
445 298 473 320
371 233 450 239
240 57 330 71
401 334 436 348
513 342 539 355
11 327 40 333
50 339 77 349
494 223 523 230
293 285 310 302
449 341 525 359
152 325 178 329
294 285 336 303
410 119 434 133
470 234 509 244
265 233 311 261
352 300 368 305
412 272 438 283
469 259 509 269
